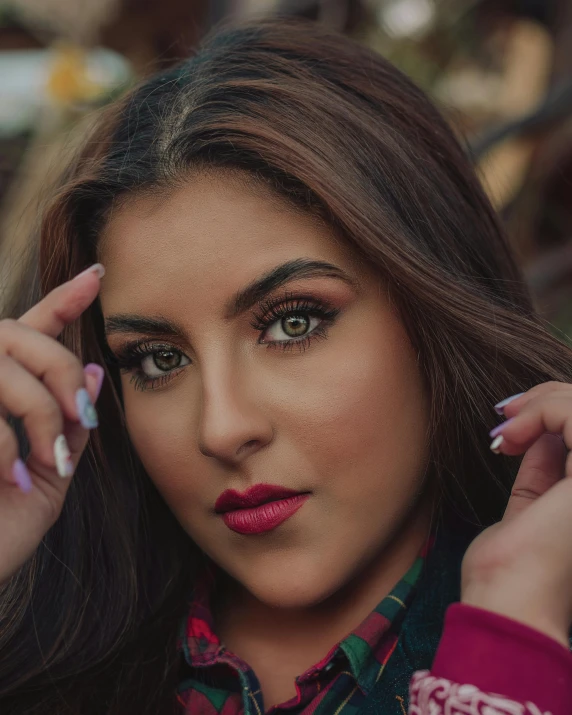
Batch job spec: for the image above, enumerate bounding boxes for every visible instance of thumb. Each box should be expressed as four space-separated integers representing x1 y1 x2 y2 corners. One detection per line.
503 433 566 522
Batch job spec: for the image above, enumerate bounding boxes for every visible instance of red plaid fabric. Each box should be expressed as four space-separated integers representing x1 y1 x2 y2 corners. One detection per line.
176 537 434 714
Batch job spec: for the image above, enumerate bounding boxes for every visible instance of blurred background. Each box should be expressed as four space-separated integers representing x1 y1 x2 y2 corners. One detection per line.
0 0 571 343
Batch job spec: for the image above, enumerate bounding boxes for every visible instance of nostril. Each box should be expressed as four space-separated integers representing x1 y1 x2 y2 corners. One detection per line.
237 439 260 457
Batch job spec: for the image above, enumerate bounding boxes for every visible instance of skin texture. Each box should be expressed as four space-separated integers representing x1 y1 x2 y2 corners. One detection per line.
99 172 434 705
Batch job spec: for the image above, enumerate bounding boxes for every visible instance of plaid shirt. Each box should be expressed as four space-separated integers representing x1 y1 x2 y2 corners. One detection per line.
176 538 433 714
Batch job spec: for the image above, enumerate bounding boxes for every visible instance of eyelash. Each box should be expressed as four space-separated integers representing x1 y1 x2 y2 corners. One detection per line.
110 294 341 392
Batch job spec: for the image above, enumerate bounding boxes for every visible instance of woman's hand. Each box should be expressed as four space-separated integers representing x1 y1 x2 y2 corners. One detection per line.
461 381 572 648
0 264 104 587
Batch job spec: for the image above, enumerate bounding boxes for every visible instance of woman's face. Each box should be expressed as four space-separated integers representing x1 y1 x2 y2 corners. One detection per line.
99 173 431 608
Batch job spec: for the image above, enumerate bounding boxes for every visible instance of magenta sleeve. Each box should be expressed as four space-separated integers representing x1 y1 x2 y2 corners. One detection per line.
409 602 572 715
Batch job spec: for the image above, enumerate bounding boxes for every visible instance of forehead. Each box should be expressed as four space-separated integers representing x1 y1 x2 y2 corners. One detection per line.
98 173 360 313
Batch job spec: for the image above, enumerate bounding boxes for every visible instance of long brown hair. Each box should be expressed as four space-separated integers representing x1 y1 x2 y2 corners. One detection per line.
1 16 571 714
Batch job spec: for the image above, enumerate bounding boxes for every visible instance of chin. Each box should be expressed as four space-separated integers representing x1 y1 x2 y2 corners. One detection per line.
231 560 346 610
250 581 337 609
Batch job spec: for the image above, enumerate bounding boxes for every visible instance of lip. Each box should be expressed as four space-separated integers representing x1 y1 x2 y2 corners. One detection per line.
215 484 310 535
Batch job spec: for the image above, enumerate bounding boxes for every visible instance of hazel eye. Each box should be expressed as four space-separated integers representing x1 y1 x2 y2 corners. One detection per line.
262 313 322 342
140 349 190 377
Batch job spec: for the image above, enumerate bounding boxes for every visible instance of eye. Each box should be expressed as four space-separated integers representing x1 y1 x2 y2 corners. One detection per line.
251 294 341 351
262 313 323 342
108 341 191 392
140 349 191 378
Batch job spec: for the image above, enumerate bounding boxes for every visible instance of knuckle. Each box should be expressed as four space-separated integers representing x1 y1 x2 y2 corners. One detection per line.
510 487 539 502
541 394 564 411
34 396 62 425
540 380 565 393
0 318 18 342
526 381 557 399
50 351 84 382
0 354 12 371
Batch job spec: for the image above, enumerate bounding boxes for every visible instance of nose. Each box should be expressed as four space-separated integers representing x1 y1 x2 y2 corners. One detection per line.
197 365 273 465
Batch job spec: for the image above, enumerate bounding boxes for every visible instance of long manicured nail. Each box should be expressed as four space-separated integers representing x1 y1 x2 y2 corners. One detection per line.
54 434 74 478
75 388 98 429
490 435 504 454
489 417 515 438
73 263 105 280
12 459 33 493
84 363 105 401
494 392 525 414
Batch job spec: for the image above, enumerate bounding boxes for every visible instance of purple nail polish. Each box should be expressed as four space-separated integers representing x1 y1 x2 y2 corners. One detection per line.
12 459 32 493
494 392 525 415
84 363 105 400
489 417 515 438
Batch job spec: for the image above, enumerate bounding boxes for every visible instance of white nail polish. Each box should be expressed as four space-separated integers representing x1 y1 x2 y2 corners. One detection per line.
54 434 74 478
490 435 504 454
73 263 105 280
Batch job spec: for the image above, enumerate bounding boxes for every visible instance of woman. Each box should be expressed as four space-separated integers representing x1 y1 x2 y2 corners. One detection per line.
0 17 571 715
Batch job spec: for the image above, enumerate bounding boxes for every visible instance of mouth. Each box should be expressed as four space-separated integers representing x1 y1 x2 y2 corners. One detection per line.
214 484 311 535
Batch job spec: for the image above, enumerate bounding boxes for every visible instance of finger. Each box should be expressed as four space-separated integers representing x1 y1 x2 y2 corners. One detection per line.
0 355 69 475
63 364 104 458
497 381 572 417
0 416 28 490
503 434 567 522
489 394 572 465
83 363 105 404
0 320 98 426
18 263 104 338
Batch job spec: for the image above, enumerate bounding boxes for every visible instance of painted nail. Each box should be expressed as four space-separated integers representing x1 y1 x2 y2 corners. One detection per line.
12 459 33 493
73 263 105 280
489 417 515 438
490 435 504 454
84 363 105 401
494 392 525 414
75 388 98 429
54 434 74 478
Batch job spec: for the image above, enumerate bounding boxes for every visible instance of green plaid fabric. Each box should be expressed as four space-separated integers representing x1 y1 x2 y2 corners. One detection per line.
176 538 433 714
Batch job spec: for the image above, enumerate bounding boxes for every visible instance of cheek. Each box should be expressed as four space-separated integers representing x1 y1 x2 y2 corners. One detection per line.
123 388 202 500
283 317 428 486
120 312 427 520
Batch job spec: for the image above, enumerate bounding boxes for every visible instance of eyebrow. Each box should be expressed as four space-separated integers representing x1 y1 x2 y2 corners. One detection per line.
226 258 356 318
104 258 356 337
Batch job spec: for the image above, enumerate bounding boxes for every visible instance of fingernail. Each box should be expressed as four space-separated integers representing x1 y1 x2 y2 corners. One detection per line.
84 363 104 401
73 263 105 280
12 459 33 493
490 435 504 454
75 388 98 429
54 434 74 478
494 392 525 414
489 416 515 438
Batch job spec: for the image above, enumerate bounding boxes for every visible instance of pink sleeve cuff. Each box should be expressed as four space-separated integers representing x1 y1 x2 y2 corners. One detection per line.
430 602 572 715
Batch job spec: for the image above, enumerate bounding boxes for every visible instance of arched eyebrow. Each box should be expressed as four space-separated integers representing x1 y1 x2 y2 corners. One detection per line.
104 314 181 338
225 258 356 319
104 258 356 337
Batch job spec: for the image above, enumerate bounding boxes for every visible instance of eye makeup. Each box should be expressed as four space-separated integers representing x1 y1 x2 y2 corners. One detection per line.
251 291 341 349
106 290 343 391
108 341 189 392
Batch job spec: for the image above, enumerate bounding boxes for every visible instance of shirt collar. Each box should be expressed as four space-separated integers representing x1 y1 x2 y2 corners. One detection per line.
177 564 223 667
178 535 434 695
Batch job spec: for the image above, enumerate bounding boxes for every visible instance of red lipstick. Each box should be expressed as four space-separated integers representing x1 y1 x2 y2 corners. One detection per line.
215 484 310 535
